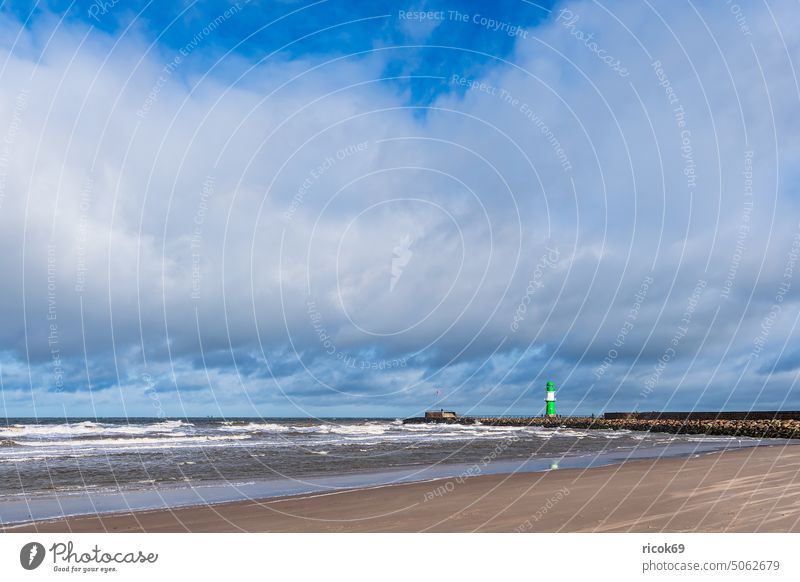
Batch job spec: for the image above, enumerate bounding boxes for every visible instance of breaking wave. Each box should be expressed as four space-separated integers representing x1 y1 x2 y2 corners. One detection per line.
0 419 193 439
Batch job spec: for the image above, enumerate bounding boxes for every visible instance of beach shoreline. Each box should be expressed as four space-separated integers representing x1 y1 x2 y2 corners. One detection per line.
4 416 783 527
5 444 800 533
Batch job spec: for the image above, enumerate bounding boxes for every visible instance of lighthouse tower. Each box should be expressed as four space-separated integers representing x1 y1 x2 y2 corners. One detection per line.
545 381 557 417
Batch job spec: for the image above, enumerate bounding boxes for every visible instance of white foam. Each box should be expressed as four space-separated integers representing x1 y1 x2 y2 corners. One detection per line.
216 422 291 433
16 434 251 447
0 420 193 439
0 420 655 460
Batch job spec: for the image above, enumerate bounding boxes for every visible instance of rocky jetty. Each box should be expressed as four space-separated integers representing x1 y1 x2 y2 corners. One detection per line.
402 415 800 439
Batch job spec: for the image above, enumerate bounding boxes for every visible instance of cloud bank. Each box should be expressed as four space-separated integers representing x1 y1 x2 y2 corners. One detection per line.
1 0 799 417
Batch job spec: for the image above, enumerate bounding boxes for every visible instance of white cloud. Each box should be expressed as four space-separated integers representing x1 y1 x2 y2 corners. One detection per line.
1 1 800 416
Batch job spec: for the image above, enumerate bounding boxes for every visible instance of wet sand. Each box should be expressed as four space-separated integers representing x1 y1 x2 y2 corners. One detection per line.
6 445 800 533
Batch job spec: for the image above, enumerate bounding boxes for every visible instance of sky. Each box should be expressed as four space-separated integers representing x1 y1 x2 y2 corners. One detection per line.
1 0 799 418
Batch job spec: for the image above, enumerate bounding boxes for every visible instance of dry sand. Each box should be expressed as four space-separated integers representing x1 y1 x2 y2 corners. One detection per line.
6 445 800 533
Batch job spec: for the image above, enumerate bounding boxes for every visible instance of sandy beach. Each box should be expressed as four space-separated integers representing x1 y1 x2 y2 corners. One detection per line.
6 444 800 533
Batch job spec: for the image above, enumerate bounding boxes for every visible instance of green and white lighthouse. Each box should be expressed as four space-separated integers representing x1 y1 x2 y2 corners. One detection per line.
545 381 557 417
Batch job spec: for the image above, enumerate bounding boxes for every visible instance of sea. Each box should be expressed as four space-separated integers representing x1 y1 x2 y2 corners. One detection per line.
0 417 791 525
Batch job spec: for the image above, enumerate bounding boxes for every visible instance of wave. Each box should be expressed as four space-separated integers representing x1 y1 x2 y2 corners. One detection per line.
0 420 194 439
17 434 252 448
217 422 292 433
685 435 745 442
215 422 392 436
0 452 95 463
0 420 679 454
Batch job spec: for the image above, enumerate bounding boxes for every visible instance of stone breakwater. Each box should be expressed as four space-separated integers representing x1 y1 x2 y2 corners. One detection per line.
402 416 800 439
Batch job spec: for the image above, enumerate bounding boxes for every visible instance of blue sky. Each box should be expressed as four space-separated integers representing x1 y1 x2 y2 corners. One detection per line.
1 0 800 418
7 0 555 104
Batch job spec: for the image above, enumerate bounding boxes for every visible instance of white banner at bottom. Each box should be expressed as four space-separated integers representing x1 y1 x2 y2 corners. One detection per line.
1 533 797 581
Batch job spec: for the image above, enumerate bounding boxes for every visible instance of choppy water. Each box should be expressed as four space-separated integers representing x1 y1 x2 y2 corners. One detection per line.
0 417 788 524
